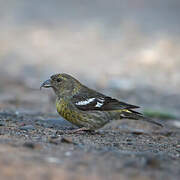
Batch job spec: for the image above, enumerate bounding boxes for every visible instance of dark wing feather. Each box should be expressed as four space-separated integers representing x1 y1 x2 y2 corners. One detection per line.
72 91 140 111
100 97 139 110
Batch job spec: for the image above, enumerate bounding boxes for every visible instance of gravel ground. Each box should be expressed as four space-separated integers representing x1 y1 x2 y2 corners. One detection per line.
0 110 179 180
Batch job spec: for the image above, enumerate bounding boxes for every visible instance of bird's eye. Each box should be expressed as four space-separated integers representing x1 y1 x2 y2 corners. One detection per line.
56 78 62 83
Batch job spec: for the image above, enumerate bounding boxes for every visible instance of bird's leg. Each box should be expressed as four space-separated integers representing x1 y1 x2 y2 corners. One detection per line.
70 127 92 134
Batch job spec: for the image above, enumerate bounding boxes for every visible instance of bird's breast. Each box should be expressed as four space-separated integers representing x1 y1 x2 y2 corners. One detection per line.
56 98 70 118
55 98 83 126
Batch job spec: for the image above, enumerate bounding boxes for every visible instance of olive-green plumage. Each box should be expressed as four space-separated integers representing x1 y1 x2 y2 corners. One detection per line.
41 73 162 131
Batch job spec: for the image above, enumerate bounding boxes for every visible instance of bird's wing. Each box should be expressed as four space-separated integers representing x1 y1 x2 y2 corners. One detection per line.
72 91 140 111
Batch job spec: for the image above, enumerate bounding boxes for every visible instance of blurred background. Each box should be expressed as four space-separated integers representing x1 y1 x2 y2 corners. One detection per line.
0 0 180 116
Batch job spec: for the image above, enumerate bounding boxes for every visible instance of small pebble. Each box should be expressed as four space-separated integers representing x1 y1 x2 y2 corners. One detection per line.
45 157 61 164
20 125 35 131
0 122 5 126
23 142 41 149
61 137 75 144
65 151 72 157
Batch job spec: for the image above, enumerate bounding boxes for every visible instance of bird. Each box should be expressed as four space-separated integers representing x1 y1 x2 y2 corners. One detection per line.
40 73 162 132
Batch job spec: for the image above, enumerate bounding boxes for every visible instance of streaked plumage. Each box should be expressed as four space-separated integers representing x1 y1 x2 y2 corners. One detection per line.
41 73 162 131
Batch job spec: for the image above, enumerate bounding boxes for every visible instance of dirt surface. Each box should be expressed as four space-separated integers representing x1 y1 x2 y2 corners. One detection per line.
0 109 179 180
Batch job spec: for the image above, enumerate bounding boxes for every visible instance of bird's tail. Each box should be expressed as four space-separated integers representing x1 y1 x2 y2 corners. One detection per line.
120 109 163 127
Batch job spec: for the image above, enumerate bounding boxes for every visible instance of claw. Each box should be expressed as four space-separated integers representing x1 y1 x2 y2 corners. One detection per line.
70 127 91 133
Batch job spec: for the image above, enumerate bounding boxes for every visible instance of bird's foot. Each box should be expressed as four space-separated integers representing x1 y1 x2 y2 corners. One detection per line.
69 127 94 134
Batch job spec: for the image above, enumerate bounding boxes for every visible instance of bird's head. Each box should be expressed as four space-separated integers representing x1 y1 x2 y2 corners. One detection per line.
40 73 82 97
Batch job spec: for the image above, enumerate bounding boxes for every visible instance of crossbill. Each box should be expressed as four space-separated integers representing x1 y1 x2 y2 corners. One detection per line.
40 73 162 132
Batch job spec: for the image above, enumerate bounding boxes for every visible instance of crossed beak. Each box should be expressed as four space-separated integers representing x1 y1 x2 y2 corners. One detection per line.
40 79 52 90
